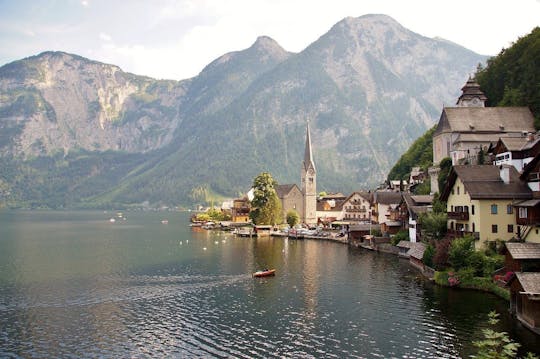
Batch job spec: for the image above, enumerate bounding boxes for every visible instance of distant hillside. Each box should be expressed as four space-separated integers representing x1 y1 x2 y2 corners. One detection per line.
386 126 435 181
0 14 486 209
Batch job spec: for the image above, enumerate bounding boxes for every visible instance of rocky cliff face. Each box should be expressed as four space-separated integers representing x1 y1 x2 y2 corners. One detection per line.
0 51 188 157
0 14 487 208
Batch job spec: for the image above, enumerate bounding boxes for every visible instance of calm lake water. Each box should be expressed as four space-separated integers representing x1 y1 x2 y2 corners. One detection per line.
0 210 539 358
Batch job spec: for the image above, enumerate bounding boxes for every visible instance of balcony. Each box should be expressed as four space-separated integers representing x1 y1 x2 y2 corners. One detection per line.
346 208 367 213
447 211 469 221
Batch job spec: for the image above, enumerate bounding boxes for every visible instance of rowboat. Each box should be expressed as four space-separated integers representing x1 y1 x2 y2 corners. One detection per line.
253 269 276 278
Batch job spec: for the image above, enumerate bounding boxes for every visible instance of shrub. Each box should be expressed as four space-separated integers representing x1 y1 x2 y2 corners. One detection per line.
423 243 435 268
391 229 409 246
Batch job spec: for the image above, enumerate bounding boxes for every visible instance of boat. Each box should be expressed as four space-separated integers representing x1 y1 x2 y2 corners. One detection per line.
253 269 276 278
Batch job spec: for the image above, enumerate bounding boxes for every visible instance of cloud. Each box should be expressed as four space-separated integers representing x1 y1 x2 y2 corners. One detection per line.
81 1 89 7
99 32 112 42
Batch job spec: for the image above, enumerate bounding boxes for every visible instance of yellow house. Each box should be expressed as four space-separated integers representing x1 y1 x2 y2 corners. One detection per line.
441 165 532 249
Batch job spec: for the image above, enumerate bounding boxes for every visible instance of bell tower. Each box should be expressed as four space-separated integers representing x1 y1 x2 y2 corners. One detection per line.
301 121 317 225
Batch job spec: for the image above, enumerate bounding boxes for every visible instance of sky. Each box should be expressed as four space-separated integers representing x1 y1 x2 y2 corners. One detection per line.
0 0 539 81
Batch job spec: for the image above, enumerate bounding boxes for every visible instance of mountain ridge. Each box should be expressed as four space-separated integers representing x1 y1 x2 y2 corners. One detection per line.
0 14 487 208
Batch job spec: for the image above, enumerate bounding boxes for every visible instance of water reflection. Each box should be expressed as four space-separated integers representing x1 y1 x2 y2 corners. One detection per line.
1 211 539 358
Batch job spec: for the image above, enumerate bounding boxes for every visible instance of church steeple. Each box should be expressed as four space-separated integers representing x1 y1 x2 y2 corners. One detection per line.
301 121 317 225
303 121 316 172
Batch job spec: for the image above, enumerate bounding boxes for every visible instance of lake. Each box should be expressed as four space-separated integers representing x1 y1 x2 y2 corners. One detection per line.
0 210 538 358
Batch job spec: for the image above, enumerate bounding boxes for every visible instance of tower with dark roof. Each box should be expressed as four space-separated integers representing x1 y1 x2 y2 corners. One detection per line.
456 76 487 107
301 121 317 224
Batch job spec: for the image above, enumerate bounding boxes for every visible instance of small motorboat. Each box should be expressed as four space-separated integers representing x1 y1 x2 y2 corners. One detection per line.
253 269 276 278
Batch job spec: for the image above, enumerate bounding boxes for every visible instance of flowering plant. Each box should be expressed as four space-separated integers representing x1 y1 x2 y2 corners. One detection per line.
448 272 460 287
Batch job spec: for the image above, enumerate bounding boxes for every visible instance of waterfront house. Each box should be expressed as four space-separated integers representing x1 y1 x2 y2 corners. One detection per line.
396 240 414 258
373 190 402 233
440 165 532 249
408 242 426 271
342 191 372 223
401 193 433 242
317 193 346 226
508 272 540 335
503 242 540 273
232 197 251 223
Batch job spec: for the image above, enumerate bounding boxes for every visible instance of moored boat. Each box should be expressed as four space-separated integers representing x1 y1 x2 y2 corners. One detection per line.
253 269 276 277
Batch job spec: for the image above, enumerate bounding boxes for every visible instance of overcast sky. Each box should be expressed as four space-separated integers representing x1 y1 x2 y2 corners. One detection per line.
1 0 539 80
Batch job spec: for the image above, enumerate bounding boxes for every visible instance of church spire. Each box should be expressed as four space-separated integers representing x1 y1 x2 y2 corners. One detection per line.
303 121 316 172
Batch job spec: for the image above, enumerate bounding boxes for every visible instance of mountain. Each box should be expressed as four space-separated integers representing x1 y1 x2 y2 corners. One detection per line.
0 14 487 208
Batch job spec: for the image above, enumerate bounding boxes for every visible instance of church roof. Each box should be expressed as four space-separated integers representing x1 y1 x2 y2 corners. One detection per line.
434 107 535 136
275 184 300 198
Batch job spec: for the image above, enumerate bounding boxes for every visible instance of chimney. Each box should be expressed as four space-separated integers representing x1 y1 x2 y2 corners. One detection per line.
499 165 510 184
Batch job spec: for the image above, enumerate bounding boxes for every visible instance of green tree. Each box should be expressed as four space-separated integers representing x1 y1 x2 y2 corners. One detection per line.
423 243 435 268
419 212 448 241
438 157 452 193
286 209 300 228
249 172 282 225
448 235 475 271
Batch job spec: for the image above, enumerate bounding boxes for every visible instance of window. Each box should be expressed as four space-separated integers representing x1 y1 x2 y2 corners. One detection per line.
471 205 475 215
457 186 460 195
507 205 513 214
472 223 475 232
491 204 498 214
508 224 514 233
492 224 498 233
519 207 528 219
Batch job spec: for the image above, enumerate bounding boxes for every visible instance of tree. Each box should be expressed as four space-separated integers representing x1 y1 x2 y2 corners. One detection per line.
286 210 300 228
448 235 475 270
438 157 452 193
249 172 282 225
419 212 448 241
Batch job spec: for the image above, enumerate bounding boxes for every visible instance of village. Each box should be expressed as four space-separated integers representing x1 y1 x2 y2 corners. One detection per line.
195 77 540 337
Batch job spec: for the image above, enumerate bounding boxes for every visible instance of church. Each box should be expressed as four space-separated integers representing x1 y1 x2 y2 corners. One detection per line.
275 122 318 225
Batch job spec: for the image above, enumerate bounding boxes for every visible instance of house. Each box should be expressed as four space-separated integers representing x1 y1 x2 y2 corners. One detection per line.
508 272 540 335
429 77 535 193
401 193 433 242
440 165 532 249
231 197 251 223
342 191 372 223
408 242 426 271
492 133 540 172
316 193 346 226
503 242 540 273
512 153 540 242
373 190 402 234
396 240 414 258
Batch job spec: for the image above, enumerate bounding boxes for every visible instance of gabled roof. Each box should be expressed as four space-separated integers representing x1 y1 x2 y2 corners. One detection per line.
408 242 426 260
434 107 535 136
514 272 540 295
505 242 540 260
374 191 402 205
497 135 540 153
440 165 532 201
396 240 414 249
343 191 372 204
317 199 345 212
275 184 300 198
521 152 540 181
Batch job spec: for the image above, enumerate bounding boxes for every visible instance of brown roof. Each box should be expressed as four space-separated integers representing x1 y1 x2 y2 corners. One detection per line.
499 136 540 152
316 199 345 212
505 242 540 260
443 107 534 133
442 165 532 200
515 272 540 295
410 195 433 205
396 240 414 249
408 242 426 260
374 191 402 205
